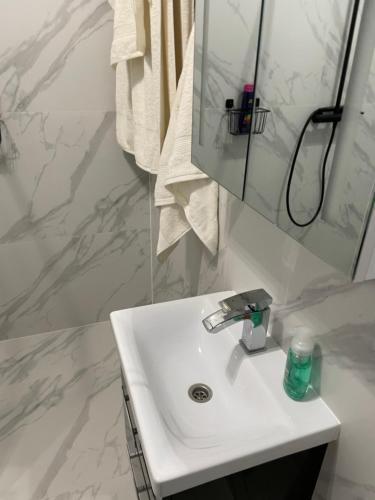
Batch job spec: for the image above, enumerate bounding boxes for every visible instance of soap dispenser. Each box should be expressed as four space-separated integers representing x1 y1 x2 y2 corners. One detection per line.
283 332 314 400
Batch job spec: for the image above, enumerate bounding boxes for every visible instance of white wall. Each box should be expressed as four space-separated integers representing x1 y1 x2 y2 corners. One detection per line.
219 188 375 500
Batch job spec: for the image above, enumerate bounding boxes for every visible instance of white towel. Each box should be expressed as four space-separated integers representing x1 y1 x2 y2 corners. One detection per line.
109 0 145 63
155 26 219 256
109 0 194 174
108 0 160 172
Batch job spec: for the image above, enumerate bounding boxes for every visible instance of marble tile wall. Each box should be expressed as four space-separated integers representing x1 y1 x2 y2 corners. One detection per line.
4 2 373 497
0 0 154 340
0 0 223 342
0 321 137 500
218 187 375 500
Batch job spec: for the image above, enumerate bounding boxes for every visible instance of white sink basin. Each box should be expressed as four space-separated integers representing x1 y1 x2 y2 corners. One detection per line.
111 291 339 498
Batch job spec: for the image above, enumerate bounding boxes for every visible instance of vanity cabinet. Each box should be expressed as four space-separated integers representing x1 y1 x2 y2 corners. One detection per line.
121 376 153 500
121 373 327 500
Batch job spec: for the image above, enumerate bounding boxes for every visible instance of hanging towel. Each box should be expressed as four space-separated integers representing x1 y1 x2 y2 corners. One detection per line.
108 0 160 172
155 26 219 256
109 0 145 62
109 0 194 174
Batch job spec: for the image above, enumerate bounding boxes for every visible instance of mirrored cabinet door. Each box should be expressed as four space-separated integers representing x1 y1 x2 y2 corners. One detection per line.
191 0 375 280
243 0 375 278
192 0 262 199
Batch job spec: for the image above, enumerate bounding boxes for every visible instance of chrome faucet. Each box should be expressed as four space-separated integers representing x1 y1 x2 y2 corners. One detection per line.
202 289 272 352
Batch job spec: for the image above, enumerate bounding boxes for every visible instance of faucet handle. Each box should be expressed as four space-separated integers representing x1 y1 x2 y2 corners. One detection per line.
219 289 272 313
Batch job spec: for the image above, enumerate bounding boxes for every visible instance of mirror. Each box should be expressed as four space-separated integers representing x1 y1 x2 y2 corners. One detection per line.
192 0 263 198
243 0 375 278
192 0 375 280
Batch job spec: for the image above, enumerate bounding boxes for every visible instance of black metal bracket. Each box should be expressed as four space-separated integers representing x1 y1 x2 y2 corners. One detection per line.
311 106 344 124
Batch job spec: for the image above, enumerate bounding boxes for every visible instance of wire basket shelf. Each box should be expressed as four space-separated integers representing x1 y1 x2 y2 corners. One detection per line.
227 107 270 136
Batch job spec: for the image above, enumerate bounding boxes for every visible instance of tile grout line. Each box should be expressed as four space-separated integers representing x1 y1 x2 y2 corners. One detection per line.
148 173 155 304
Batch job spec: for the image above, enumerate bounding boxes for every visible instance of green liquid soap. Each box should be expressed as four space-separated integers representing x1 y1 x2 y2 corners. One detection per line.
283 333 314 401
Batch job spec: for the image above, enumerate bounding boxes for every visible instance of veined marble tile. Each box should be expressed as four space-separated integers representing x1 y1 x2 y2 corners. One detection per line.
245 96 375 275
313 472 375 500
323 95 375 238
0 0 114 112
0 111 148 242
258 0 351 107
0 229 151 340
0 321 137 500
219 190 375 500
0 110 151 340
245 104 341 224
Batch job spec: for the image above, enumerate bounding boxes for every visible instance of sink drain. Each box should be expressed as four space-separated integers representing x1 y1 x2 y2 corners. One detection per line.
188 384 213 403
